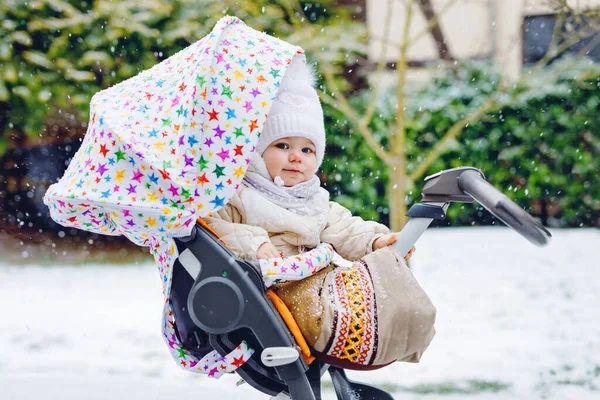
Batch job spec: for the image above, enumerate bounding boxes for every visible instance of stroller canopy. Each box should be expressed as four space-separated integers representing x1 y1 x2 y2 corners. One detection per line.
44 16 303 239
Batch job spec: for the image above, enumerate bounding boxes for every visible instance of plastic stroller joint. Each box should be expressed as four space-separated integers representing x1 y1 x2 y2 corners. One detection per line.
421 166 484 203
405 203 447 220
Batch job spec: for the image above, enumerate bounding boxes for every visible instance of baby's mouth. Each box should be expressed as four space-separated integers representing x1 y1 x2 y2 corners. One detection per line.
284 169 302 174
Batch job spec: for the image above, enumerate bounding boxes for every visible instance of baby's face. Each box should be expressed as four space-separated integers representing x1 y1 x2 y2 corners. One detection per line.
262 136 317 187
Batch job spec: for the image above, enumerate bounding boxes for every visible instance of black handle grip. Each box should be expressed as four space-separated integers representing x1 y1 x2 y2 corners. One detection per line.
458 170 552 246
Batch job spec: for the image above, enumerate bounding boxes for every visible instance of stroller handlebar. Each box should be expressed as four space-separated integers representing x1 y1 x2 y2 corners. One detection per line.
394 167 552 257
457 169 552 247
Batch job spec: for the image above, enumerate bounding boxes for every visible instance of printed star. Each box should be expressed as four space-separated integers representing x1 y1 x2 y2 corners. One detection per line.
115 169 125 182
212 125 226 139
148 173 159 184
176 347 187 359
197 155 209 171
197 173 209 187
187 135 198 147
212 165 226 178
153 141 166 152
145 217 157 227
209 195 225 208
216 148 230 162
158 169 171 180
126 184 137 195
233 127 244 138
167 184 179 197
250 87 261 98
207 108 219 121
269 68 280 78
234 145 244 156
183 154 194 167
99 144 109 157
243 101 253 113
225 108 237 120
221 84 233 99
231 355 246 368
132 169 144 182
249 119 258 133
233 166 244 179
96 163 108 176
196 75 206 86
114 149 126 161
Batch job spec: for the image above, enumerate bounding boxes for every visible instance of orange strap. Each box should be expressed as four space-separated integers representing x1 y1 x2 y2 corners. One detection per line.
197 218 314 365
197 217 222 241
266 290 315 364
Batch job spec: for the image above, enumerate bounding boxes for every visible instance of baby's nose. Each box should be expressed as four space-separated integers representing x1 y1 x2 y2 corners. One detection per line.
289 150 302 162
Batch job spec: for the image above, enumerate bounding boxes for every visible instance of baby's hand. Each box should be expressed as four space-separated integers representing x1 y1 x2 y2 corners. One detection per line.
404 245 416 262
256 242 282 260
373 233 416 262
372 232 398 250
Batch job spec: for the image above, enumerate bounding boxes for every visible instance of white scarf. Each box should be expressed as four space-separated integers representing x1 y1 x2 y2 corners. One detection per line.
243 153 328 220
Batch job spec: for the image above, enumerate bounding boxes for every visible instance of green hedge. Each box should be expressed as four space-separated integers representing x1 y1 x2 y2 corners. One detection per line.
321 59 600 228
0 0 364 154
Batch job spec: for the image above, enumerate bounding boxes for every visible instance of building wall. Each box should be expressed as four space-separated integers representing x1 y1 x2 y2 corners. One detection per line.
366 0 600 84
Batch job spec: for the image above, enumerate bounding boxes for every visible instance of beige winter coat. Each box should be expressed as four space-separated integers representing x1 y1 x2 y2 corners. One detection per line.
204 183 389 262
204 183 436 368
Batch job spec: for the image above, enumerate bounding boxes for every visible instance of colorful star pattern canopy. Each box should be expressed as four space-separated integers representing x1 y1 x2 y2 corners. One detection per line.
43 16 306 376
44 16 303 240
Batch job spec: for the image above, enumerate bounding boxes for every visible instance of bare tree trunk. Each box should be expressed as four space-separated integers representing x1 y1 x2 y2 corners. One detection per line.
388 165 407 232
389 0 415 231
416 0 454 61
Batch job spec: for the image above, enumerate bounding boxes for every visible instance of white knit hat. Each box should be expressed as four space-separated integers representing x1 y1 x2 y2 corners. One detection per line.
257 55 326 168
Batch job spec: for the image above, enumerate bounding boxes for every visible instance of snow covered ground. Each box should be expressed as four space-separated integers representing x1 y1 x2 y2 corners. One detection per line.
1 227 599 400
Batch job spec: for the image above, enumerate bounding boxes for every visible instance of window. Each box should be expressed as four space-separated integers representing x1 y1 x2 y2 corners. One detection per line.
523 14 600 65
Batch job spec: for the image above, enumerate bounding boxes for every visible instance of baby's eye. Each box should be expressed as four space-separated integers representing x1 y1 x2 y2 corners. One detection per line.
275 143 290 150
302 147 314 153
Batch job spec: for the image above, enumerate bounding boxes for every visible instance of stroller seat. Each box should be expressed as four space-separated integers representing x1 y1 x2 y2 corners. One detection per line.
169 221 393 400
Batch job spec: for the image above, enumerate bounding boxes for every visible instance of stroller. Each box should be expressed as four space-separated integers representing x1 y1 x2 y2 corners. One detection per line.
43 16 551 400
168 165 551 400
